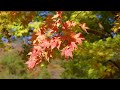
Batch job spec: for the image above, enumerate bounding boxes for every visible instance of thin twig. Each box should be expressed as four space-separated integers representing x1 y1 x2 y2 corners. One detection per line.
75 11 82 19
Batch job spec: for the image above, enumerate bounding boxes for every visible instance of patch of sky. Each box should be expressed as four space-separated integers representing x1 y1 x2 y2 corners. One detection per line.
1 37 8 43
38 11 52 18
96 14 102 19
111 32 117 37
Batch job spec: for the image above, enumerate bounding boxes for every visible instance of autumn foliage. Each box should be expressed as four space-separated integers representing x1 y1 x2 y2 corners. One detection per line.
26 11 85 69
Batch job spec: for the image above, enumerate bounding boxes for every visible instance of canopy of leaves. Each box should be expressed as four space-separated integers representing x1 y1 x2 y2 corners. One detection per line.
61 35 120 79
0 11 39 39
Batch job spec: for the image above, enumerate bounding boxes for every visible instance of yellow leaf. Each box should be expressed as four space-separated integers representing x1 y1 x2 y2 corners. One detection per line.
40 64 45 67
88 69 94 75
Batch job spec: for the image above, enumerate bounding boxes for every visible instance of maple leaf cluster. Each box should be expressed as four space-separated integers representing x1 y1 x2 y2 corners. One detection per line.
26 11 85 69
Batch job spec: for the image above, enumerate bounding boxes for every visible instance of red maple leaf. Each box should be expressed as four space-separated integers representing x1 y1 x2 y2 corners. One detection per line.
40 40 50 49
61 46 73 59
70 42 77 50
73 33 85 45
26 59 36 69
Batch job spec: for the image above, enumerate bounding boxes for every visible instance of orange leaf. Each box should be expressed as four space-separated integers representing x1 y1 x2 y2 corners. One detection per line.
79 23 89 34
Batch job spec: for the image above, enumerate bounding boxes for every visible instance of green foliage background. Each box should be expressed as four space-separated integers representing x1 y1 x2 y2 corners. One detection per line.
61 35 120 79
